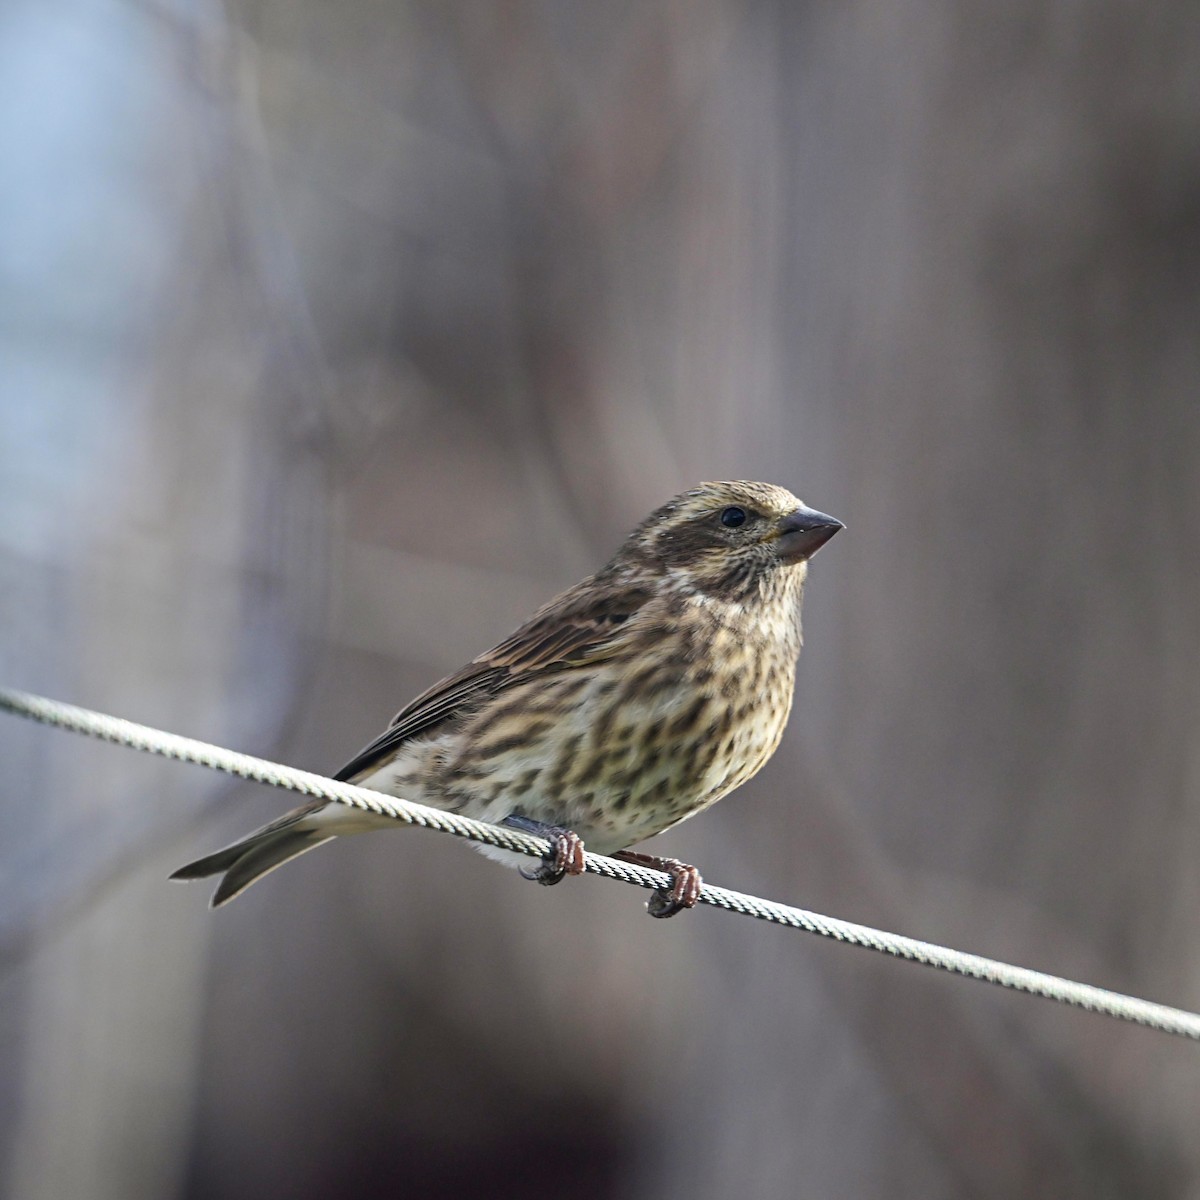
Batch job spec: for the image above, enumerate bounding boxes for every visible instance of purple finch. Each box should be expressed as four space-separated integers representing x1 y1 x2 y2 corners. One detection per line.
172 481 841 916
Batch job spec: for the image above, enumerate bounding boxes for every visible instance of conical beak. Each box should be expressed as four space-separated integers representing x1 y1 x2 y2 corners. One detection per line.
774 505 843 563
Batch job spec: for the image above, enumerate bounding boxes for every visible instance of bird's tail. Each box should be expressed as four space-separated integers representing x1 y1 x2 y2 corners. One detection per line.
170 801 334 908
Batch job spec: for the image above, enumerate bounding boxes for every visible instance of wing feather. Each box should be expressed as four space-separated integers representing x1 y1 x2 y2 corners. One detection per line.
333 579 654 783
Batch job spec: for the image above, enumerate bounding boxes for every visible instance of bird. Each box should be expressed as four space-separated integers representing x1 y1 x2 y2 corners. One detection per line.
171 481 842 917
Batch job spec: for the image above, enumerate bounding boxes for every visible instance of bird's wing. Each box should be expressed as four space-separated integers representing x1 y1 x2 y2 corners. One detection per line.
333 579 654 783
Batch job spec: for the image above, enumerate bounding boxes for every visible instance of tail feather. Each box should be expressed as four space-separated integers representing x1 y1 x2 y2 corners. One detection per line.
169 842 250 881
209 830 332 907
171 801 334 907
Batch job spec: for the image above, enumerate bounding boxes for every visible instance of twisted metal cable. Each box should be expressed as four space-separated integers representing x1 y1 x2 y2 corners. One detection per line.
3 685 1199 1042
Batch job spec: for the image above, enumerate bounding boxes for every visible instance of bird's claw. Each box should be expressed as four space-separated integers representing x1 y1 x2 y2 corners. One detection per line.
613 851 702 918
504 820 583 888
646 860 702 918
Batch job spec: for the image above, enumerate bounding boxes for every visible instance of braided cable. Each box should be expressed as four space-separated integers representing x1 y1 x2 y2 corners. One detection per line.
3 685 1198 1041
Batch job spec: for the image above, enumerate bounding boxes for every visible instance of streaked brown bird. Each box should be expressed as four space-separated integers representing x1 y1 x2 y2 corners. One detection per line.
172 482 842 916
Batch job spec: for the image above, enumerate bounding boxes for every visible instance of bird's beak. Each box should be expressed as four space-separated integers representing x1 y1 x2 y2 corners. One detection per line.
773 506 844 563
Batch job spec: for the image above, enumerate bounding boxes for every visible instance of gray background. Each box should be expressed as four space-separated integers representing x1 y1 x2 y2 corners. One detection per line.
2 3 1199 1197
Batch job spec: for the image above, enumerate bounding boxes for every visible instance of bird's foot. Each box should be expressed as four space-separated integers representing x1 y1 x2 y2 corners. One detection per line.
503 815 587 886
613 851 702 918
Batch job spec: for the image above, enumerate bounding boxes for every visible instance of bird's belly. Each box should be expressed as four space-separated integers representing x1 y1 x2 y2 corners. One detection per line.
425 654 796 854
351 629 798 859
580 693 791 851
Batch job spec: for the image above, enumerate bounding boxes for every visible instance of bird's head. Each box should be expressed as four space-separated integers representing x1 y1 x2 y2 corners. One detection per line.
618 481 842 599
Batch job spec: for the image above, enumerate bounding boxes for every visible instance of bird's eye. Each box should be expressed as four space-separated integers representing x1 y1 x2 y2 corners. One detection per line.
720 506 748 528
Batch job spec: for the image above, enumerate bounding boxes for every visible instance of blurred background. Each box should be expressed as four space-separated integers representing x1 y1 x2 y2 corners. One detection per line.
3 2 1200 1197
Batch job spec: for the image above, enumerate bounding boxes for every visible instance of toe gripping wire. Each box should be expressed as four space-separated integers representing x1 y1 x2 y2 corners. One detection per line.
3 685 1200 1042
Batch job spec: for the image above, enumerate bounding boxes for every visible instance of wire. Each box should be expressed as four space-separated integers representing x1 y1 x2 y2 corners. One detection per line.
3 684 1199 1042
